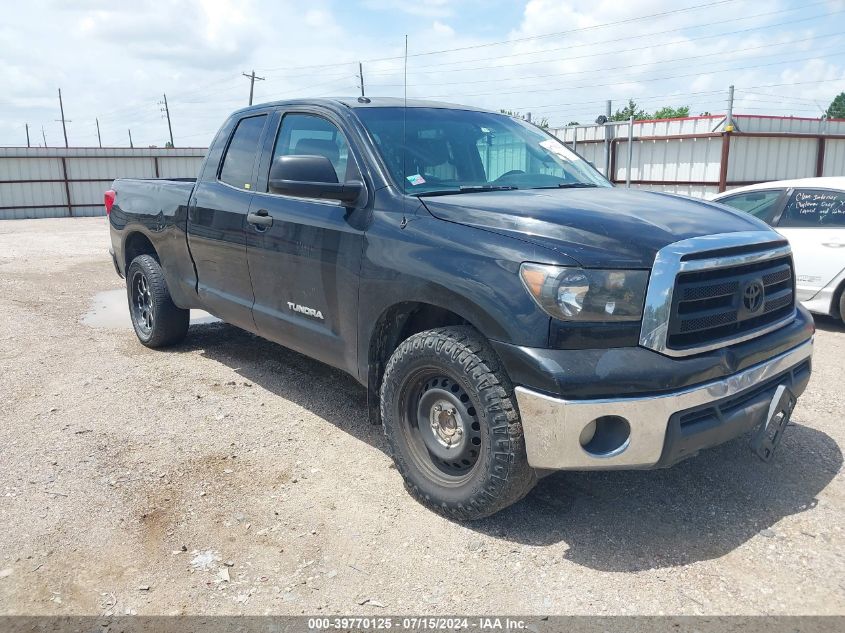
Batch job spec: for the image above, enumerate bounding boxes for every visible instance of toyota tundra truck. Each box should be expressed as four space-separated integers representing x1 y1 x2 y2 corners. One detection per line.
106 97 814 520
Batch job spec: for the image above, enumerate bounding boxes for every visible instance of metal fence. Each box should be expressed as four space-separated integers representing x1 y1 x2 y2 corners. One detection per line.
3 114 845 219
552 115 845 199
0 147 206 220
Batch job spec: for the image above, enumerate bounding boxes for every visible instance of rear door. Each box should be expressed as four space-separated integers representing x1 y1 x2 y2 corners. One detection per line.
775 188 845 300
188 113 269 330
245 109 366 373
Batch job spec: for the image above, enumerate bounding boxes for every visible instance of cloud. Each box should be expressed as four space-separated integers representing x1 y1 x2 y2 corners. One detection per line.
0 0 843 147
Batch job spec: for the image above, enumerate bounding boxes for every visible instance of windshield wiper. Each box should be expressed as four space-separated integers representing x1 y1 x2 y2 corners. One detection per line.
416 185 518 197
532 183 599 189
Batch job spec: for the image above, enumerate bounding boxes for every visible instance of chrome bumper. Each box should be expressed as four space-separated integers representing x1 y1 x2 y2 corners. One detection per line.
514 339 813 470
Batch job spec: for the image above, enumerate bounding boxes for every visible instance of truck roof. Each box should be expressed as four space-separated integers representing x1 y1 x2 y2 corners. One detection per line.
232 96 493 116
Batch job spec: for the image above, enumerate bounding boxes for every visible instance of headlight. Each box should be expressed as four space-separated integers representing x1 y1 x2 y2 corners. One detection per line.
520 263 649 322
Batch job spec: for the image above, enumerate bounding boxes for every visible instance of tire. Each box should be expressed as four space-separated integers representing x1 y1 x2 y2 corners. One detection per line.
126 254 189 348
840 290 845 327
380 326 537 520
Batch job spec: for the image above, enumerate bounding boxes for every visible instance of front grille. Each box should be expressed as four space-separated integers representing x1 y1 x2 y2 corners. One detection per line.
667 254 795 351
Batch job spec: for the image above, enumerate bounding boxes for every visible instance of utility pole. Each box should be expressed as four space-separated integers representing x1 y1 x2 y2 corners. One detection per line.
358 62 365 97
96 118 102 148
725 84 735 131
604 100 612 177
41 126 47 147
56 88 71 148
242 70 265 106
626 115 634 188
25 123 30 147
128 129 134 148
160 93 174 147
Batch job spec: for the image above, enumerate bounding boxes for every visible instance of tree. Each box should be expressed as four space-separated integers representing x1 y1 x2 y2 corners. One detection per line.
825 92 845 119
567 121 580 126
610 99 649 121
651 105 690 119
609 99 691 121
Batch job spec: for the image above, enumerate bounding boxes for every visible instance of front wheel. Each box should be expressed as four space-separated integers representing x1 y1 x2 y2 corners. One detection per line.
380 326 537 520
126 254 189 348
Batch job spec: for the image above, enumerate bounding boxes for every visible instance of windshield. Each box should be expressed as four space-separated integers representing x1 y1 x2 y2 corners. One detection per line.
354 107 611 195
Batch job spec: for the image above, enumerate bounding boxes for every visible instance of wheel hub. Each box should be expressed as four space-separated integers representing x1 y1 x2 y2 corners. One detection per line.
412 376 481 473
428 400 464 448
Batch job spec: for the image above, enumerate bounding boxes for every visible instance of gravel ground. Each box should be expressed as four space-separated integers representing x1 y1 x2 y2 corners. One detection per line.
0 217 843 616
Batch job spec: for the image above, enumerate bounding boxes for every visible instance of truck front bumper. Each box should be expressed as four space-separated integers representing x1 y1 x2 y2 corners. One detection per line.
513 338 812 470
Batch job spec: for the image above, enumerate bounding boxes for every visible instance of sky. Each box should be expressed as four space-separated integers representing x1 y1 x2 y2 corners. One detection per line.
1 0 844 148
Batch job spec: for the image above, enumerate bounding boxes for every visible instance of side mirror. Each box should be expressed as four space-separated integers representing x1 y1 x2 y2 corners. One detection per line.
268 155 364 205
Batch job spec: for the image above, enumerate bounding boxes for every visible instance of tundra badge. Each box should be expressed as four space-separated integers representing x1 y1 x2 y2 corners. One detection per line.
287 302 324 320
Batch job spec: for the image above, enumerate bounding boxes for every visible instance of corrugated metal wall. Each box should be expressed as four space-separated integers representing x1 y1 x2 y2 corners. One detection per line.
0 147 206 220
551 115 845 199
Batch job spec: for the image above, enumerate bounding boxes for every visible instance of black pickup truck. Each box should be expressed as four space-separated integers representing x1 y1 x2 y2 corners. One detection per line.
107 97 814 520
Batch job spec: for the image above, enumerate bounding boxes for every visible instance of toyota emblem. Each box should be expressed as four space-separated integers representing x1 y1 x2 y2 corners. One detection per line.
742 279 765 313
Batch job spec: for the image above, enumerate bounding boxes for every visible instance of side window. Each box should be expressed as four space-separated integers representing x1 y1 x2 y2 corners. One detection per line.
219 115 267 189
779 189 845 227
716 189 783 225
270 113 356 187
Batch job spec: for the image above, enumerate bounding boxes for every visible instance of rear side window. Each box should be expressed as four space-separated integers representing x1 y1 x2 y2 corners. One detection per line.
779 189 845 227
270 113 355 186
716 189 783 225
219 115 267 189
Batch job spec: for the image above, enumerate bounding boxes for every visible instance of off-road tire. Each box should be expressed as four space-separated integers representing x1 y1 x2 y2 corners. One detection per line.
126 254 189 348
380 326 537 520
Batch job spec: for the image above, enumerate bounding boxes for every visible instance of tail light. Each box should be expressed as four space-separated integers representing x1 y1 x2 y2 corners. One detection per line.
104 189 116 215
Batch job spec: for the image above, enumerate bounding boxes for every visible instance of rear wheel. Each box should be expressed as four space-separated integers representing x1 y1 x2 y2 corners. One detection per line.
126 254 189 348
380 326 536 520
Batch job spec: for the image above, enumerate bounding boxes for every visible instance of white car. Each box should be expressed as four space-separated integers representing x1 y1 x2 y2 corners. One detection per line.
712 177 845 324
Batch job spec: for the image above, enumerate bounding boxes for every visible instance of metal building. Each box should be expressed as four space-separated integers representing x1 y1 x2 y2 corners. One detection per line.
552 114 845 199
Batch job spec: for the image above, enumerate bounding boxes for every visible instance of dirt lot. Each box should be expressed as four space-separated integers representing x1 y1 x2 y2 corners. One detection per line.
0 216 843 616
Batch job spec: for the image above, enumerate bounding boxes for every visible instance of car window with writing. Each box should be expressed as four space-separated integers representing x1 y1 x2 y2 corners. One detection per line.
780 189 845 227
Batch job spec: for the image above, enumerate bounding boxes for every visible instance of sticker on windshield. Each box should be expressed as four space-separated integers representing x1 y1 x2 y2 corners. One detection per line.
406 174 426 186
539 139 571 159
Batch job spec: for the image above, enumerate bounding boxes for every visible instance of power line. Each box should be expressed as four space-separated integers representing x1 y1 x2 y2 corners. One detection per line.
418 48 845 99
258 0 741 73
382 33 844 90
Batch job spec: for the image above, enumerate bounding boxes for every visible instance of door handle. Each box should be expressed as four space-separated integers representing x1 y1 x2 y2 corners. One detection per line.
247 210 273 228
822 242 845 248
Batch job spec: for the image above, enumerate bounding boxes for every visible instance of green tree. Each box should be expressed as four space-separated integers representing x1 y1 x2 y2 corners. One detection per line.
651 105 690 119
825 92 845 119
567 121 580 126
610 99 649 121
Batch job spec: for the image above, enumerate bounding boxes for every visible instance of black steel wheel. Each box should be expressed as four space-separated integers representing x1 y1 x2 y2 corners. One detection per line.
381 326 537 520
131 270 154 336
125 254 189 348
402 371 483 482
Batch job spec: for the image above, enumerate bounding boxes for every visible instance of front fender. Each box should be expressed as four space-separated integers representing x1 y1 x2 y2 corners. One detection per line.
356 212 564 380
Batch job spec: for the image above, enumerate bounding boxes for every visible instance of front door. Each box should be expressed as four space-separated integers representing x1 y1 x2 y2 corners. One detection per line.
775 188 845 301
188 113 269 330
245 110 366 373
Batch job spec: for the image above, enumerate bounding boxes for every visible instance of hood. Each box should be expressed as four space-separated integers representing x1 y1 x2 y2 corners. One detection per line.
421 187 771 268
